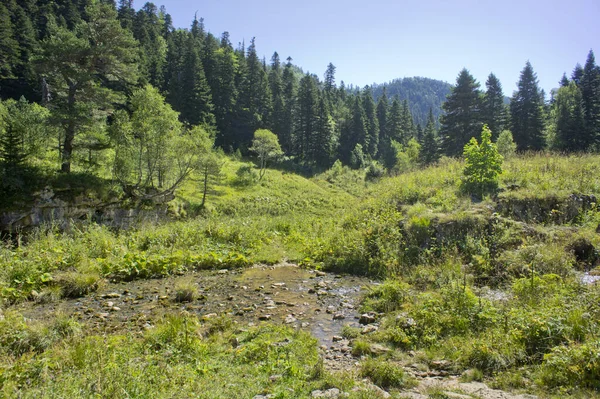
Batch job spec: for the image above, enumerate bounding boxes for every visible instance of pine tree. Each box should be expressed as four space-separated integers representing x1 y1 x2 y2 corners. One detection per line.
572 64 584 85
387 97 403 143
439 68 482 156
133 3 167 88
581 50 600 147
269 52 286 143
559 73 570 87
362 86 379 158
554 82 586 151
482 73 507 140
324 62 336 108
510 61 546 151
376 88 389 159
38 2 138 173
0 113 26 174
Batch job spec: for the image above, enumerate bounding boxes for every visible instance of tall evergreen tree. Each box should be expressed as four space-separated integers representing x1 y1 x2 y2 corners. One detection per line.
174 35 215 127
269 52 285 140
280 57 297 153
420 108 440 165
387 97 403 143
572 64 584 85
0 2 19 79
554 82 586 151
401 100 414 143
510 61 546 151
581 50 600 147
362 86 379 158
376 88 389 159
212 32 238 150
132 3 167 88
313 96 334 167
295 73 318 160
439 68 482 156
482 73 507 140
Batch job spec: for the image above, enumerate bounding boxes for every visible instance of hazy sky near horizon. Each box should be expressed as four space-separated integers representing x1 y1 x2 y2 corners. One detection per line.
152 0 598 96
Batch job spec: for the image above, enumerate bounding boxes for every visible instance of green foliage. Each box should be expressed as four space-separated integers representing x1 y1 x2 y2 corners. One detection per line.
462 125 503 197
174 281 198 302
250 129 283 180
540 340 600 389
495 129 517 158
361 280 410 313
360 358 407 389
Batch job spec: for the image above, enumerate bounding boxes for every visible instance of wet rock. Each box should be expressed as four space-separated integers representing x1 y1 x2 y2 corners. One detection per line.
370 344 391 355
311 388 340 398
271 282 286 288
285 315 297 324
102 293 121 299
317 290 328 296
332 335 343 342
359 313 376 325
361 325 378 334
430 359 452 370
326 306 336 314
110 306 121 312
217 269 228 274
333 313 345 320
202 313 218 320
258 314 272 321
105 301 115 308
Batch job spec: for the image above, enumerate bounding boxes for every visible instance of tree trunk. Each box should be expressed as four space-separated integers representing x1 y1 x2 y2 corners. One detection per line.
201 165 208 207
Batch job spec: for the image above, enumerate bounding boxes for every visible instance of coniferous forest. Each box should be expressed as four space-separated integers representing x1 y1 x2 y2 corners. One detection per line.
1 1 600 398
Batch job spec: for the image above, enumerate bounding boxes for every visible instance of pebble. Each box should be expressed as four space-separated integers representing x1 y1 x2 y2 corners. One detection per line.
311 388 341 398
333 313 345 320
361 325 378 334
359 313 376 325
258 315 272 321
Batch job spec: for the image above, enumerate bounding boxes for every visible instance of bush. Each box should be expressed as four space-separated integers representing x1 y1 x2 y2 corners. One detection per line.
462 125 503 197
540 341 600 389
234 165 259 186
360 358 406 389
361 280 410 313
365 161 385 181
55 271 102 298
496 130 517 158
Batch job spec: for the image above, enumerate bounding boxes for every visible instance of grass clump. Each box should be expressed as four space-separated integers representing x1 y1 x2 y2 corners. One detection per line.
360 358 408 389
54 271 102 298
173 281 198 303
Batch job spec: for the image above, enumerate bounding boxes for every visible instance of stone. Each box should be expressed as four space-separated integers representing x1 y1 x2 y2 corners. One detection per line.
332 335 343 342
311 388 341 398
361 325 378 334
315 271 327 277
258 315 272 321
103 292 121 299
333 313 345 320
285 315 297 324
217 269 228 274
359 313 376 325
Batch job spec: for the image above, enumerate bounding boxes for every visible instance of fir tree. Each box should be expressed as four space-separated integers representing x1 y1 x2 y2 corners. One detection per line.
313 96 334 167
387 97 403 144
0 2 19 79
510 61 546 151
482 73 507 140
439 68 482 157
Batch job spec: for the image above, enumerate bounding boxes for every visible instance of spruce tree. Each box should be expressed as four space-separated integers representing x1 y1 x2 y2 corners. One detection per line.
439 68 482 156
387 97 403 143
176 35 215 127
212 32 238 150
482 73 507 140
362 86 379 158
554 82 586 151
572 64 584 85
510 61 546 151
581 50 600 147
401 100 414 143
295 73 318 160
313 96 334 167
420 108 440 165
376 88 389 159
280 57 297 153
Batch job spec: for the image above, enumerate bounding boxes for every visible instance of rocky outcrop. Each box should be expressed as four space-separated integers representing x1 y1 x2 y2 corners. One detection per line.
496 194 596 224
1 187 168 232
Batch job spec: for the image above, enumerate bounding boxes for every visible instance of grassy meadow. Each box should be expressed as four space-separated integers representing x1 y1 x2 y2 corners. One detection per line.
1 153 600 397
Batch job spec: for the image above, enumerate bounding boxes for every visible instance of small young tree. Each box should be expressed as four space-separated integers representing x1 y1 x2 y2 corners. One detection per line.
462 125 503 197
250 129 282 180
496 129 517 158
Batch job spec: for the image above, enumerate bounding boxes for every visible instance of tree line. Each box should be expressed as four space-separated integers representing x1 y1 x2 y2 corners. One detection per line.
0 0 599 199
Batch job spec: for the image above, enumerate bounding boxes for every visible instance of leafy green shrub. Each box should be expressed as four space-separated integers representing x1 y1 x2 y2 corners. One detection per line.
360 358 407 389
540 341 600 389
365 161 385 181
462 125 503 197
496 130 517 159
361 280 410 313
234 165 259 186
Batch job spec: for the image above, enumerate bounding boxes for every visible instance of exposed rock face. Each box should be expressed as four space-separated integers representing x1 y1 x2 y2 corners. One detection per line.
1 187 169 232
496 194 597 224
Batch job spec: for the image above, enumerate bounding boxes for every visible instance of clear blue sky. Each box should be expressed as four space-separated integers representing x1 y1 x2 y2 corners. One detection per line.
151 0 598 96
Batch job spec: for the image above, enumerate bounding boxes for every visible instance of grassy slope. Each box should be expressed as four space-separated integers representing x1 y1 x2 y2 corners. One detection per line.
2 153 600 397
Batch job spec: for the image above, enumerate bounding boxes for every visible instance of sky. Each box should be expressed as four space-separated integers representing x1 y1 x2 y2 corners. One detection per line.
151 0 598 96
